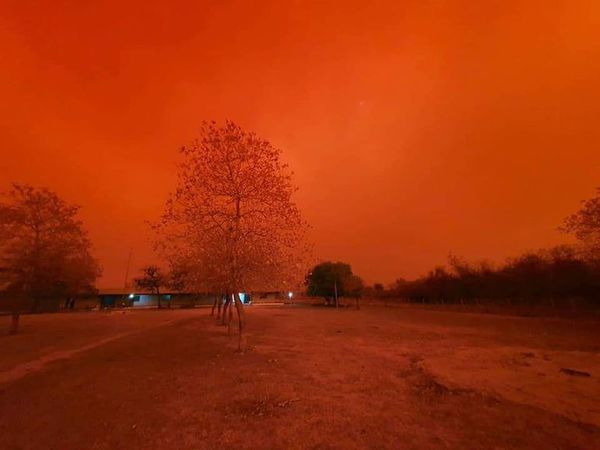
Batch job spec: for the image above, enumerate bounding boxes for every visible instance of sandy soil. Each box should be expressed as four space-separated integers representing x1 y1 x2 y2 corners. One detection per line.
0 305 598 449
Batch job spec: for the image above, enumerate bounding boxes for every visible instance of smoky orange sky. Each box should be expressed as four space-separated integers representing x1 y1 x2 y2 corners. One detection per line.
1 1 600 288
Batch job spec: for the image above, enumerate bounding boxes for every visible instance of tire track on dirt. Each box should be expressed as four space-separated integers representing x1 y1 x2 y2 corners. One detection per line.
0 316 188 385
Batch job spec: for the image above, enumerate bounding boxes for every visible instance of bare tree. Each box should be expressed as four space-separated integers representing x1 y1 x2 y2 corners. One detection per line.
134 265 168 308
155 121 309 349
0 184 101 317
562 187 600 259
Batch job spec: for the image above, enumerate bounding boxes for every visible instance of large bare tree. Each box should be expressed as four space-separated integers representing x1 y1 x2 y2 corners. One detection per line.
155 121 309 349
562 187 600 259
0 184 101 313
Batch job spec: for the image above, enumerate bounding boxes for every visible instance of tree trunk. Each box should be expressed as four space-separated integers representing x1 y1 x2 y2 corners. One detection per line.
211 296 218 316
217 294 223 320
334 281 339 310
227 295 234 336
221 295 231 326
157 289 162 309
9 313 20 335
234 292 246 351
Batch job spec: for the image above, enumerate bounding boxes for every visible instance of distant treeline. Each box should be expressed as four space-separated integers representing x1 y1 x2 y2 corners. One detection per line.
382 247 600 307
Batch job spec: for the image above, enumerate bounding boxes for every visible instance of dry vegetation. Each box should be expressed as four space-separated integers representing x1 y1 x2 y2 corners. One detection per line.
1 305 599 449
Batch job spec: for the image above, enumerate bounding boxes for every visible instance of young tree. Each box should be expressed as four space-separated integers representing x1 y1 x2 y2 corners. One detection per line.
134 265 168 308
0 184 101 313
155 121 309 349
562 187 600 259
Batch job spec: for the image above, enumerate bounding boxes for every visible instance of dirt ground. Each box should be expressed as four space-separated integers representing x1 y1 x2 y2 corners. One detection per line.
0 305 599 450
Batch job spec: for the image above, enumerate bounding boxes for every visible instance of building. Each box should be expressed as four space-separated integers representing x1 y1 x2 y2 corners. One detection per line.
97 288 252 309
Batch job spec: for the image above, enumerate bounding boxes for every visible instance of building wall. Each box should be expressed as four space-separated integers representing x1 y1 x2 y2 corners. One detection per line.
98 293 244 308
136 295 159 307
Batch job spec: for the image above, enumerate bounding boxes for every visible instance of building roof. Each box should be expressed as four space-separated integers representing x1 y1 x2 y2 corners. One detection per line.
97 288 186 296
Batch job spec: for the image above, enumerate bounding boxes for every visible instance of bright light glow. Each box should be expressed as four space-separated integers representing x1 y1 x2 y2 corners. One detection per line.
288 292 293 298
129 294 135 299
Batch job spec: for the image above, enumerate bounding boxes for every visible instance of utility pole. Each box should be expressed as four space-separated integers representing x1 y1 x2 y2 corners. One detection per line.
123 247 133 289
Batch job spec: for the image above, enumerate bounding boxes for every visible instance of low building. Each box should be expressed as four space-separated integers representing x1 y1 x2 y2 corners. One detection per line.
97 289 252 309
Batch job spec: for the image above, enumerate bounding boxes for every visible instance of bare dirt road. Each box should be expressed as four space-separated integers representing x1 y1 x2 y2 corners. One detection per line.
0 306 599 449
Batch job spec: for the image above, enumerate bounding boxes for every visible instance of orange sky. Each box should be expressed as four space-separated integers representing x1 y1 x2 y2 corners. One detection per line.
1 0 600 287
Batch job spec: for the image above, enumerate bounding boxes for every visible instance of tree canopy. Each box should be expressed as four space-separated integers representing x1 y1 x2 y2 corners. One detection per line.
562 187 600 257
155 121 309 347
384 247 600 306
0 184 100 310
156 121 309 292
305 261 364 304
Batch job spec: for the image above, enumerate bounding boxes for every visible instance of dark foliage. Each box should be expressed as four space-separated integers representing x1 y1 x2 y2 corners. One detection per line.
305 261 364 304
387 247 600 306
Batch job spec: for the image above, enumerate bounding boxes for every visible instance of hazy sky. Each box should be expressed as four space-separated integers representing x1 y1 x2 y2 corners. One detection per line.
1 0 600 287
